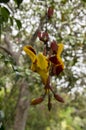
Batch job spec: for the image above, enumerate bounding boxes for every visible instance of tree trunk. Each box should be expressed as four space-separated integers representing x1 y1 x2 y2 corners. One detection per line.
13 79 29 130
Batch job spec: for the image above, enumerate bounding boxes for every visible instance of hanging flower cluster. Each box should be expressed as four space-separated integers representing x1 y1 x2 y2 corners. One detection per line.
23 5 65 111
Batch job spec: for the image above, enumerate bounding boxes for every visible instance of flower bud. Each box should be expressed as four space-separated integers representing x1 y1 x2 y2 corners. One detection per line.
38 31 49 43
31 97 44 105
50 40 58 53
42 32 49 43
48 102 52 111
47 7 54 18
37 31 41 39
54 93 64 103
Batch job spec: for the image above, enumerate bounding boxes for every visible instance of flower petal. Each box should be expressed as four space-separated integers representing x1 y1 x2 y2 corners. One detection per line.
49 55 59 64
57 43 64 56
36 53 49 84
37 53 48 70
37 69 49 84
23 45 36 62
49 43 64 65
52 63 64 75
31 62 37 72
49 55 64 65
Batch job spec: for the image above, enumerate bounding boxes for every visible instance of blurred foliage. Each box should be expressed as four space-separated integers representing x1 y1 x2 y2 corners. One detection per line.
0 1 22 30
0 0 86 130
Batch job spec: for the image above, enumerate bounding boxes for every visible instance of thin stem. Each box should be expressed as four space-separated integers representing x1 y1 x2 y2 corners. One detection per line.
45 0 48 32
0 7 2 43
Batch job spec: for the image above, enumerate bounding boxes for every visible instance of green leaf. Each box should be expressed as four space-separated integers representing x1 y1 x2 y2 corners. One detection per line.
82 0 86 2
10 17 13 26
1 7 10 22
15 18 22 30
14 0 23 7
0 0 10 3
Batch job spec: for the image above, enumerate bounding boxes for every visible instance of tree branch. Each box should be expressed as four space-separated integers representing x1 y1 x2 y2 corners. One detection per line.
0 45 12 56
29 16 46 45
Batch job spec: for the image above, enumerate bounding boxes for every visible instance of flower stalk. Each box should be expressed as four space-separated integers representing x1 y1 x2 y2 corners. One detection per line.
23 2 65 111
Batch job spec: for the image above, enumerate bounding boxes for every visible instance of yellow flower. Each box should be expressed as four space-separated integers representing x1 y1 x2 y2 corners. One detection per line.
23 43 64 83
23 45 49 84
23 43 65 111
